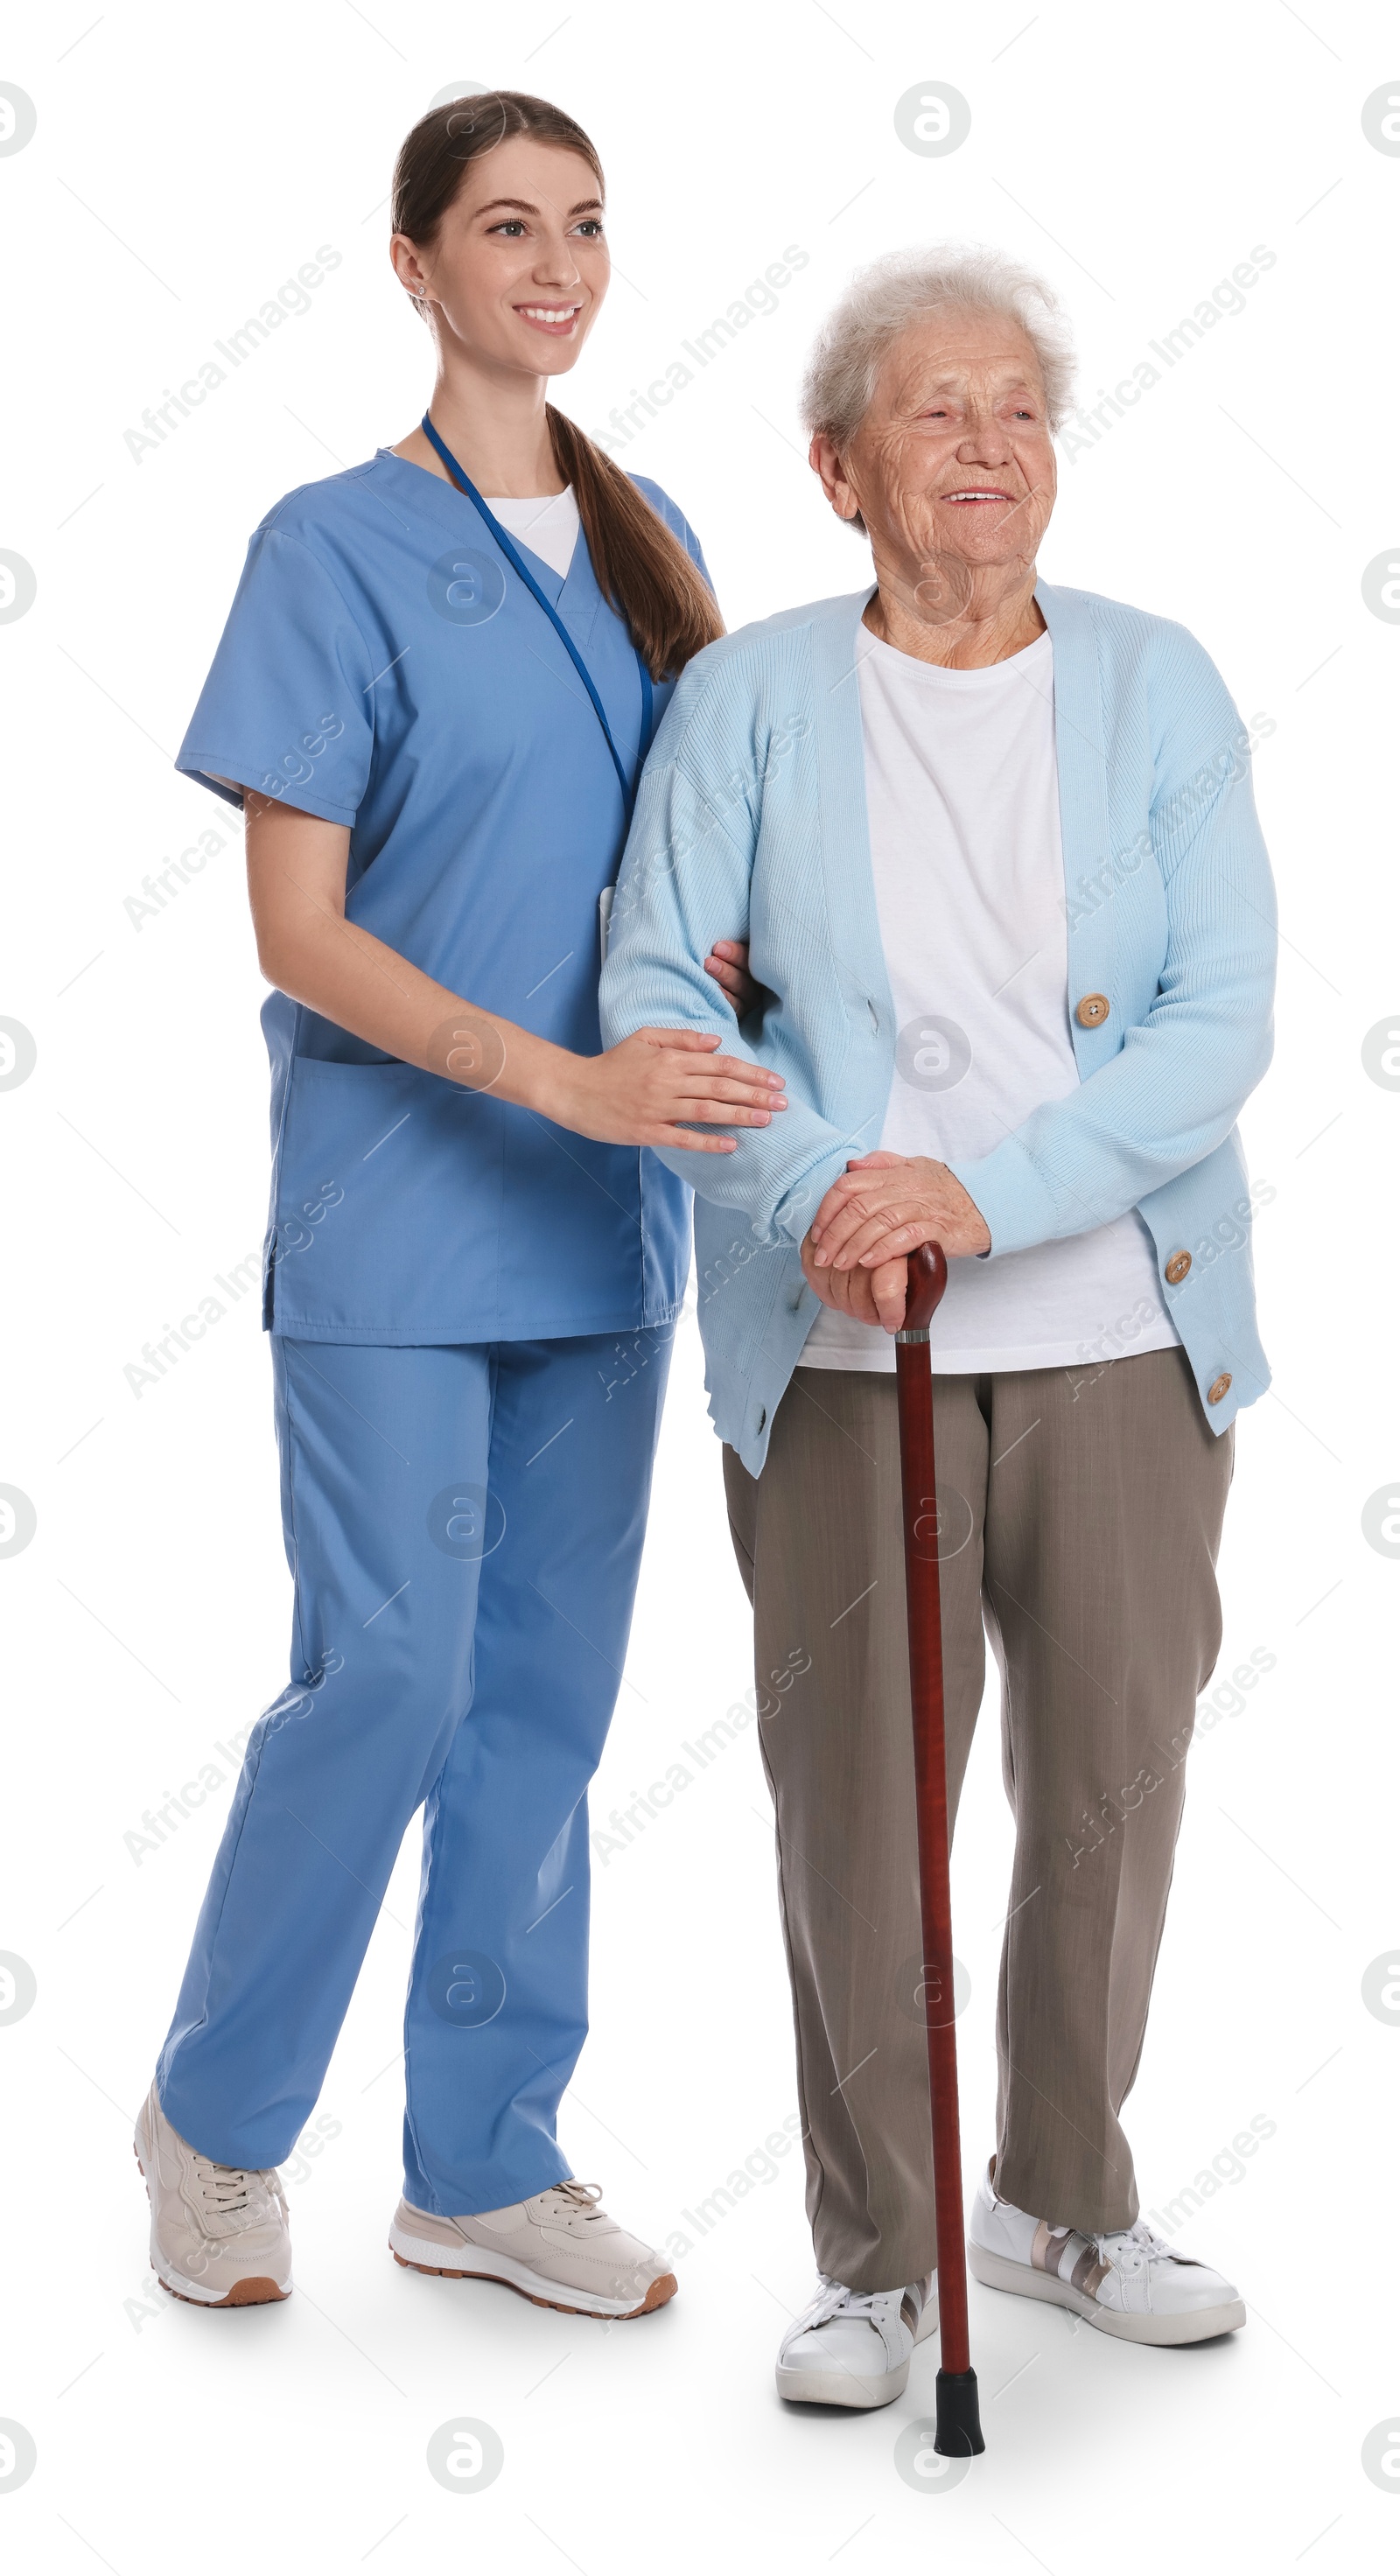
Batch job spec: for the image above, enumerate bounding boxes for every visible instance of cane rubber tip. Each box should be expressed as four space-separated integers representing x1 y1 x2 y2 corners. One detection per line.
903 1242 948 1334
934 2365 984 2456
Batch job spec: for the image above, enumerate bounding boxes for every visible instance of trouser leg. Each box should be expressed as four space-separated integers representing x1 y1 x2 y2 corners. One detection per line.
159 1333 668 2197
402 1334 669 2214
723 1367 990 2293
159 1338 493 2168
984 1346 1233 2234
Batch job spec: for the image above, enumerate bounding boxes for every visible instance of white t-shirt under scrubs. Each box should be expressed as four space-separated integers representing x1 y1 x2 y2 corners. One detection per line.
802 623 1179 1376
484 489 580 580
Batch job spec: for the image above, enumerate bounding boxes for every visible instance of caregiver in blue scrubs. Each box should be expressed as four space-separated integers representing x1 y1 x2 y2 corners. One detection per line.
134 89 781 2320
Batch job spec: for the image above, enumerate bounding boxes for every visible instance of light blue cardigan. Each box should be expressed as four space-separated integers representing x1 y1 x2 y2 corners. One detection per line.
599 582 1277 1476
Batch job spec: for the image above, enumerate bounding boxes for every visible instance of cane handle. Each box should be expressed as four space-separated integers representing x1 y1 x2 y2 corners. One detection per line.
902 1242 948 1334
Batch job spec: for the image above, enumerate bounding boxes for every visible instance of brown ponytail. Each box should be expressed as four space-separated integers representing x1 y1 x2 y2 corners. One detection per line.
391 92 724 682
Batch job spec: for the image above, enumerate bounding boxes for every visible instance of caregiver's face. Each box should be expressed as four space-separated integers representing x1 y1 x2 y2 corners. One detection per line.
392 136 609 377
822 308 1057 583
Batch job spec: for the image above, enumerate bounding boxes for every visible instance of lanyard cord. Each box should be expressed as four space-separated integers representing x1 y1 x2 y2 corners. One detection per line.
420 412 654 820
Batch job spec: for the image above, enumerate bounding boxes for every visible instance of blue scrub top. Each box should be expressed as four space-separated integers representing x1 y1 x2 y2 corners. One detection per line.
176 451 704 1344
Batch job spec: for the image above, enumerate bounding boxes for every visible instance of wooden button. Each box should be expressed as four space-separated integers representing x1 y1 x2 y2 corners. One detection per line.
1206 1373 1232 1405
1075 992 1110 1029
1165 1250 1192 1286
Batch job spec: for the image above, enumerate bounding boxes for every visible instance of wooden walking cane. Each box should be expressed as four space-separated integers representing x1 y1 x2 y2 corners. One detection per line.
895 1242 984 2457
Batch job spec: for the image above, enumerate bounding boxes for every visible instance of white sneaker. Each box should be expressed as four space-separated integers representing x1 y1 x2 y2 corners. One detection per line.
134 2080 291 2307
969 2161 1245 2345
388 2180 677 2320
775 2271 938 2409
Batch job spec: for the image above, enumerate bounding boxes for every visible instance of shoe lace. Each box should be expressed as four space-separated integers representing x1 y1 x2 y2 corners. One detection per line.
805 2273 902 2330
192 2153 273 2216
1093 2218 1174 2274
541 2180 605 2222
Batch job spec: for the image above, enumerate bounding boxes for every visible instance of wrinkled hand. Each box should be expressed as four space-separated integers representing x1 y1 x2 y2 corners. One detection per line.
810 1151 990 1268
801 1227 911 1333
704 938 766 1017
554 1027 786 1153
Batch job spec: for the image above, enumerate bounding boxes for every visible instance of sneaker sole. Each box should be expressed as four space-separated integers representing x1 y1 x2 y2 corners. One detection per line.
968 2244 1245 2344
152 2261 290 2307
388 2218 676 2320
775 2356 912 2409
133 2138 291 2308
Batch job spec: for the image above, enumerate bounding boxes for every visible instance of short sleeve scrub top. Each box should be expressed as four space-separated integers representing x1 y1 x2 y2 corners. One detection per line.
177 449 700 1340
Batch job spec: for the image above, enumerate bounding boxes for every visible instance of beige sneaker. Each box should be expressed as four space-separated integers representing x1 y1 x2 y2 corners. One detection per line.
134 2080 291 2306
388 2180 677 2319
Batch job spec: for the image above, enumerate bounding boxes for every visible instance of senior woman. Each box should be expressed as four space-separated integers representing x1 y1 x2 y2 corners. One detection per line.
600 245 1275 2408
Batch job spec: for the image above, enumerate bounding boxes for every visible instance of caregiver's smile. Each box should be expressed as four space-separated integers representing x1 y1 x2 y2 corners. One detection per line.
514 299 585 334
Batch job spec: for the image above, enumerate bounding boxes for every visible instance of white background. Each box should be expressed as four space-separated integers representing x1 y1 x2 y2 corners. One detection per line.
2 1 1398 2568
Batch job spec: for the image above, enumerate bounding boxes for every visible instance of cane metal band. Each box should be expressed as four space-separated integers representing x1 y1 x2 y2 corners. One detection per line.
895 1327 931 1345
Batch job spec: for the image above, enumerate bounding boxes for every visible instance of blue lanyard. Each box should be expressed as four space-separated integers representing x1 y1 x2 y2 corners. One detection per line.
420 412 654 820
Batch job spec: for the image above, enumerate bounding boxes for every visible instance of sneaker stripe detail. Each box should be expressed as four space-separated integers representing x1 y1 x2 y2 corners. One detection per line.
1029 2222 1110 2300
1069 2244 1111 2298
1031 2222 1076 2275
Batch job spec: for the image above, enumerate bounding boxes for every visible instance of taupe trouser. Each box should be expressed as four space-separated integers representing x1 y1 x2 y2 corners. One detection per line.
723 1347 1233 2294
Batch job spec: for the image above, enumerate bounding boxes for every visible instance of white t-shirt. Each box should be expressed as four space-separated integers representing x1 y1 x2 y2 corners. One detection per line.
802 624 1178 1376
486 486 579 579
483 488 580 581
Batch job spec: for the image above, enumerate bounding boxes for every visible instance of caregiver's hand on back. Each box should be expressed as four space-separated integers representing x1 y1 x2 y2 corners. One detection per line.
245 794 784 1155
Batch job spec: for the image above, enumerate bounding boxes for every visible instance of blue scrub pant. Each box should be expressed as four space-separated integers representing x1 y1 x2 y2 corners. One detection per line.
158 1330 669 2214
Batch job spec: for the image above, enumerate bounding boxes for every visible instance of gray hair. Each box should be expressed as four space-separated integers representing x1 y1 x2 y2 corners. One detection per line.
800 244 1076 452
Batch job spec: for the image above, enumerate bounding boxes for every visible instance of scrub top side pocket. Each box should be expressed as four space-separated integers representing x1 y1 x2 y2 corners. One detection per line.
270 1060 506 1340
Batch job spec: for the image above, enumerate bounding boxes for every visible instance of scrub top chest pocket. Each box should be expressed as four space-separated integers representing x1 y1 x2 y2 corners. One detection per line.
177 448 709 1343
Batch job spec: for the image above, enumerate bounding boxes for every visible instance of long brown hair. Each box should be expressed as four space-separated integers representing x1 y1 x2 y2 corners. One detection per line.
391 92 723 682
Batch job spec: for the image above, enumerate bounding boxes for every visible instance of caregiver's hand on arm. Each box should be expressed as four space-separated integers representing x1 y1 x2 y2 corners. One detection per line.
811 1150 990 1268
245 795 786 1156
704 938 764 1015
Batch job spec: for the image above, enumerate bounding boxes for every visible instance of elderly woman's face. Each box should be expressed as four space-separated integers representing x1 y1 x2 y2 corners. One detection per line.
822 308 1057 594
